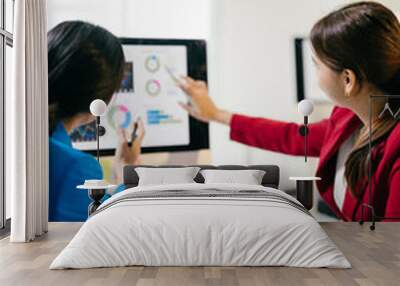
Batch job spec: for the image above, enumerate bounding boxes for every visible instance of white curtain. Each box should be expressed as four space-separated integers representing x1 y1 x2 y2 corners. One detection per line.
9 0 48 242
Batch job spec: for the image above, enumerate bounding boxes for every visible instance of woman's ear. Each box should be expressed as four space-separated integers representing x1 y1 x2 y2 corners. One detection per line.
342 69 357 97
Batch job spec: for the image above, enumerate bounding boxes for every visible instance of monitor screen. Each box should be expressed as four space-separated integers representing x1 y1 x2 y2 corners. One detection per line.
70 38 209 155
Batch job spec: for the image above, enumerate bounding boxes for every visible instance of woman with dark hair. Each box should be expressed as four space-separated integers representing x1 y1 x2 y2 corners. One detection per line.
49 21 144 221
178 2 400 221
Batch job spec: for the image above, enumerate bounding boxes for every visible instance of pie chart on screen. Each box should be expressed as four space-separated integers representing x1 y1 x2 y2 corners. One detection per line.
145 55 161 73
107 104 132 129
145 79 161 96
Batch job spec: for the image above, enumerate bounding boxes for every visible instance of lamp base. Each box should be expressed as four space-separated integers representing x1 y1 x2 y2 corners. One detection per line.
296 180 313 210
87 188 106 216
289 177 321 210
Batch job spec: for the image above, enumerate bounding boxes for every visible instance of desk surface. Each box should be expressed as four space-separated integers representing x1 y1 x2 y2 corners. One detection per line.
1 222 399 286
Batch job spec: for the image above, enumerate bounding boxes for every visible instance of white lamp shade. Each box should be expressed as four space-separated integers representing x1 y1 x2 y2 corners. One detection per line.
298 99 314 116
90 99 107 116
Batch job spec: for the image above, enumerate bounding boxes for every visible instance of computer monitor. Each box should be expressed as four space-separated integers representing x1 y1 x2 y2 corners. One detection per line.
70 38 209 155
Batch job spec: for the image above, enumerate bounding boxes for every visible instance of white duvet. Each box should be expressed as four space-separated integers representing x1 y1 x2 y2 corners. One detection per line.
50 183 351 269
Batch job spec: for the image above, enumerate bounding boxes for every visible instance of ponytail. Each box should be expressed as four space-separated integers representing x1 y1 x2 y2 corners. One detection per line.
345 69 400 197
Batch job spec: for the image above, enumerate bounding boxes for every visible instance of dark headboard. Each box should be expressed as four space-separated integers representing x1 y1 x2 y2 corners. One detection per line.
123 165 280 189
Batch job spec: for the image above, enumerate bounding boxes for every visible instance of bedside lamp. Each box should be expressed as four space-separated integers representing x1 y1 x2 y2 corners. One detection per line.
76 99 115 217
298 99 314 162
289 99 320 210
90 99 107 162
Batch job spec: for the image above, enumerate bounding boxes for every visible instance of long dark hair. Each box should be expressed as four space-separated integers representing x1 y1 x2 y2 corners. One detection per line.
48 21 125 133
310 2 400 196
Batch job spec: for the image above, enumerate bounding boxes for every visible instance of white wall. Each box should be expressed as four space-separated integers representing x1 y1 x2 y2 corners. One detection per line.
47 0 211 39
120 0 210 39
47 0 125 35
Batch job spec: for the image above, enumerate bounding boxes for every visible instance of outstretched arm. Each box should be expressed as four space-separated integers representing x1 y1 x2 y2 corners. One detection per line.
230 114 329 157
177 76 329 157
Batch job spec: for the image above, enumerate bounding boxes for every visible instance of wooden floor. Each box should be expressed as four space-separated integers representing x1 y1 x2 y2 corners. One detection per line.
1 222 400 286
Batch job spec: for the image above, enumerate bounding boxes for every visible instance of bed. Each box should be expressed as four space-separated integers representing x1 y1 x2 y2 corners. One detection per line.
50 165 350 269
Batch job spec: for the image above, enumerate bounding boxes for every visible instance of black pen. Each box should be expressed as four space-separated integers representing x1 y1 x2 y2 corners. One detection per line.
131 118 139 143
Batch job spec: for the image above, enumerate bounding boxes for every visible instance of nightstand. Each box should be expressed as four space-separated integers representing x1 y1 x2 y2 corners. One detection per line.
77 182 116 216
289 177 321 210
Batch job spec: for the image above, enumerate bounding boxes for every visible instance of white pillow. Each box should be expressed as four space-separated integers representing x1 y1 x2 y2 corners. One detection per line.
200 169 266 185
135 167 201 186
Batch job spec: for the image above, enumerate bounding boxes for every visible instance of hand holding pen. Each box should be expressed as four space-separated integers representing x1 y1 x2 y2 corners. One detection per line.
131 116 145 143
115 117 145 165
131 119 139 143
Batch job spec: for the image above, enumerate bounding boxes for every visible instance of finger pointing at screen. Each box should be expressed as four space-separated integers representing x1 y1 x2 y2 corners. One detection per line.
177 76 233 125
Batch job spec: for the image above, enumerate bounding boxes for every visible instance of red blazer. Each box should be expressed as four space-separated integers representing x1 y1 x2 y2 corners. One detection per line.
230 106 400 221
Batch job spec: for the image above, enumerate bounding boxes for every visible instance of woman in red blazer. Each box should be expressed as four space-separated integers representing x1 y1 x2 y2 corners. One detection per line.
178 2 400 221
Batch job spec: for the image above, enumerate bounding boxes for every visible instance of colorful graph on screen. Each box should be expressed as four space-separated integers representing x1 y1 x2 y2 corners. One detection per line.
71 44 190 150
107 104 133 130
118 62 134 93
147 109 182 125
145 54 161 73
145 79 161 96
70 120 97 142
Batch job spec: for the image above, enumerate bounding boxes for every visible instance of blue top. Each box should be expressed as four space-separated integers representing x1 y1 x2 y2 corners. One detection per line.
49 122 103 222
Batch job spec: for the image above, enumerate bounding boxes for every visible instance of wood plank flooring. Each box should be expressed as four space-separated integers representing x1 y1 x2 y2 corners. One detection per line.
1 222 400 286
